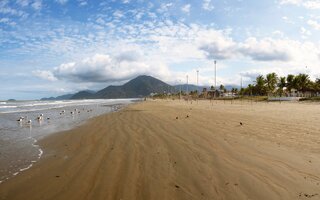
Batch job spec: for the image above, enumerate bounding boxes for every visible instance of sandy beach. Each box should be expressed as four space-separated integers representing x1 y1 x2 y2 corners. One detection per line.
0 100 319 200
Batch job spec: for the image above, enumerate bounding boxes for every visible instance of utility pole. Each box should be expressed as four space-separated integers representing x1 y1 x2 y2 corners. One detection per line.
196 70 199 95
214 60 217 90
214 60 217 98
197 70 199 103
186 75 189 101
179 80 182 100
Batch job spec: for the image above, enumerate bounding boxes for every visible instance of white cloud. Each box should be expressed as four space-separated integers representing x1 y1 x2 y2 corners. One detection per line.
77 0 87 6
31 0 42 10
32 70 57 81
0 6 25 16
0 17 16 26
113 10 124 18
279 0 302 5
198 29 237 60
52 53 170 83
279 0 320 9
55 0 68 5
300 27 312 39
238 37 292 61
0 18 10 23
181 4 191 14
303 0 320 9
157 3 173 13
16 0 30 7
202 0 214 11
307 19 320 30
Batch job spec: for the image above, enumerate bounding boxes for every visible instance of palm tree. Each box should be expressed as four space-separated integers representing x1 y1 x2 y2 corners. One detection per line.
315 78 320 93
234 88 238 94
219 84 225 91
266 72 278 96
295 73 311 94
286 74 295 92
245 84 254 96
278 76 286 96
254 75 266 95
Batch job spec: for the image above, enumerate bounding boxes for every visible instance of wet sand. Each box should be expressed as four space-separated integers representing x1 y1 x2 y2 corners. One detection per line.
0 100 319 200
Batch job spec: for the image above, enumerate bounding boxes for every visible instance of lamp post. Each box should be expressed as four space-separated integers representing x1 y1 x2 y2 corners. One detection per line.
179 80 182 100
186 75 189 101
196 70 199 94
214 60 217 98
214 60 217 89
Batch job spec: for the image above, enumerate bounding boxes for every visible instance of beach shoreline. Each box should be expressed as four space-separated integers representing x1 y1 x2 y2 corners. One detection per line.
0 100 319 200
0 99 138 185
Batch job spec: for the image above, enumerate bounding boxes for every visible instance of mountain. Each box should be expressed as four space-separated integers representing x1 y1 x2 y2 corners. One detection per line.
41 75 240 100
174 84 205 93
70 90 95 99
94 75 174 99
175 84 240 92
41 93 74 101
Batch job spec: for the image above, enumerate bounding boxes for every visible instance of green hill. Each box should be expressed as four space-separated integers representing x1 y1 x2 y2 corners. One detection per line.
94 75 174 99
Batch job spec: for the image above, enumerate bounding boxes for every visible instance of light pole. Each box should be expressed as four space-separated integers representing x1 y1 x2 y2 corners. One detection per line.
179 80 182 100
197 70 199 101
214 60 217 90
186 75 189 101
214 60 217 98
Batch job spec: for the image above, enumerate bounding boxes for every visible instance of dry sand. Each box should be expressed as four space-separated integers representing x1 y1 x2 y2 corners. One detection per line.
0 100 320 200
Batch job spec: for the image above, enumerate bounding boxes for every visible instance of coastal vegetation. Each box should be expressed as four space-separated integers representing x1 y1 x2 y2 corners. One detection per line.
153 73 320 101
239 73 320 97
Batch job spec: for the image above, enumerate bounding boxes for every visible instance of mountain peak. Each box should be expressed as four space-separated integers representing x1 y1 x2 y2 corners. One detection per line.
94 75 174 99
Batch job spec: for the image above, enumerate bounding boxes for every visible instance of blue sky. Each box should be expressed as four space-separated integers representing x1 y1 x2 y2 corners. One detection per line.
1 0 320 100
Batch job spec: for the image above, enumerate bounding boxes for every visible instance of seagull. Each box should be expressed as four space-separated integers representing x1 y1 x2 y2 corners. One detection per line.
17 118 23 122
27 119 32 124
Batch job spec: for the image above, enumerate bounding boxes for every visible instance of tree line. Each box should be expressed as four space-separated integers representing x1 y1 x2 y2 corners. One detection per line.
239 73 320 96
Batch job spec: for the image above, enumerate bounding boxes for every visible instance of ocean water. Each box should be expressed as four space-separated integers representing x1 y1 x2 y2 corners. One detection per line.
0 99 139 184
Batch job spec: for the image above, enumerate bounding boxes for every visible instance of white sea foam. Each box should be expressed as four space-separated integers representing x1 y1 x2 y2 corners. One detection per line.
0 99 136 114
19 164 33 172
0 136 44 184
